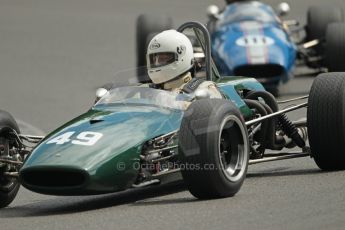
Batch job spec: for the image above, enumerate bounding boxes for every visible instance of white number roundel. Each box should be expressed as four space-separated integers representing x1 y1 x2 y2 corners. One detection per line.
236 35 275 47
46 131 103 146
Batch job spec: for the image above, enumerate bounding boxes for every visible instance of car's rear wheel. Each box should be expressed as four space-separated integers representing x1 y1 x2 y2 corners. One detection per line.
307 6 343 42
307 73 345 170
325 23 345 71
178 99 249 199
0 110 20 208
136 14 172 79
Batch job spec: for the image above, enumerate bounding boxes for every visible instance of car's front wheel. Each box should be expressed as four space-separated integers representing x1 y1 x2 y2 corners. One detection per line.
0 110 21 208
178 99 249 199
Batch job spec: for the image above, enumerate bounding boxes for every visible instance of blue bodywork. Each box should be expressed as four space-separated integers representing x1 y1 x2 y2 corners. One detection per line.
210 1 297 88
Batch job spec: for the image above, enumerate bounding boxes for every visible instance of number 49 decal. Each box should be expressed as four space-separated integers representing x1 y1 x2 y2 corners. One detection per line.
46 131 103 146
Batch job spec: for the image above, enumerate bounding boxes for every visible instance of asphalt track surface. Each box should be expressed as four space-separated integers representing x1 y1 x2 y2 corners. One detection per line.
1 0 345 229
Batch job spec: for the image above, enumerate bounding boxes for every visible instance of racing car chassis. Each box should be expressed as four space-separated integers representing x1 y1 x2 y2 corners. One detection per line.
6 100 311 183
0 95 309 182
0 93 311 190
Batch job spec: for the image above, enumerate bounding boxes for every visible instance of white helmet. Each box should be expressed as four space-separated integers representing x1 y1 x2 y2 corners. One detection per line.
146 30 194 84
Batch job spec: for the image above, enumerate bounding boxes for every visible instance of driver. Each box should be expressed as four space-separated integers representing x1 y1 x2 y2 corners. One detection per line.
146 30 223 99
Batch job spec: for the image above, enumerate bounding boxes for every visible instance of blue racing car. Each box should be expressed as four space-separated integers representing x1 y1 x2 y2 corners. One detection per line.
136 1 345 95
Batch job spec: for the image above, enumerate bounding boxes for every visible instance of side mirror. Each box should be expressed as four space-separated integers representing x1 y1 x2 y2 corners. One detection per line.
95 88 109 103
207 5 220 20
195 88 211 100
277 2 290 17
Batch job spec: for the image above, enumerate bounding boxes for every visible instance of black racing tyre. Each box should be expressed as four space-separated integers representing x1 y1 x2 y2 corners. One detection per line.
307 6 343 42
0 110 20 208
136 14 172 78
307 73 345 170
325 23 345 72
178 99 249 199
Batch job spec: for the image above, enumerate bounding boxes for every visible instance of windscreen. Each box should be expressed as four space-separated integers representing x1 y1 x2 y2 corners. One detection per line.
219 2 279 26
94 86 192 111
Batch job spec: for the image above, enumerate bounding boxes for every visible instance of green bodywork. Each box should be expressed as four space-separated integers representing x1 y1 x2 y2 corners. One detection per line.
19 77 264 195
20 106 183 195
216 76 265 117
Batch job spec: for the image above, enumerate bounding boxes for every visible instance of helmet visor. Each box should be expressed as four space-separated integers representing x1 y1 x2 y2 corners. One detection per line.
148 52 177 68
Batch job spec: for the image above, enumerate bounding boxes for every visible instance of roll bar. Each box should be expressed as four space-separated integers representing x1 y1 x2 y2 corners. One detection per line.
177 21 220 81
